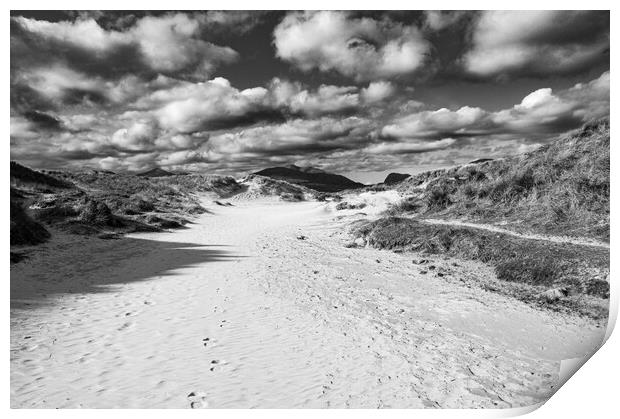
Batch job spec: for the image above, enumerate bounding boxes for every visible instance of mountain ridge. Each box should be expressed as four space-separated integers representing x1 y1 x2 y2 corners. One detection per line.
254 165 364 192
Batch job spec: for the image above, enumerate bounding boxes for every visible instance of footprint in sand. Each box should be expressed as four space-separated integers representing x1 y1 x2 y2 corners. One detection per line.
187 391 209 408
117 321 135 331
209 359 229 372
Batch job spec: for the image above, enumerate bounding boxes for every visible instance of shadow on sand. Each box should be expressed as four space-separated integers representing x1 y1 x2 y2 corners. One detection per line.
11 236 243 310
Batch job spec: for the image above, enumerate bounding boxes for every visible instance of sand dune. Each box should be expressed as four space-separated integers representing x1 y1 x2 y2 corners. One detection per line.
10 198 605 408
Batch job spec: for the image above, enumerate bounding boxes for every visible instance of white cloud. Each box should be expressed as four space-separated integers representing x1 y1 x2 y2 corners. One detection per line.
132 14 238 76
269 79 361 117
199 11 267 34
21 65 104 102
134 76 380 134
159 150 206 166
111 120 160 151
13 13 239 79
139 77 275 133
423 11 467 31
10 116 40 140
381 71 610 141
274 11 430 81
365 138 456 154
361 81 395 103
463 11 609 77
382 106 487 139
492 71 610 133
207 117 373 157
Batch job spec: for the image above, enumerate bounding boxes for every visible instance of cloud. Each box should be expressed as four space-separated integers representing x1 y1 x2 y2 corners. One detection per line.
199 11 269 34
491 71 610 133
463 11 609 77
269 79 361 117
111 120 161 151
361 81 396 103
10 116 41 140
15 65 107 105
138 77 283 133
133 76 387 134
372 71 609 154
423 11 468 31
274 11 431 81
98 152 161 172
382 106 487 139
10 71 609 173
365 138 456 154
22 110 63 131
9 11 610 177
11 13 239 80
132 14 238 76
207 117 375 158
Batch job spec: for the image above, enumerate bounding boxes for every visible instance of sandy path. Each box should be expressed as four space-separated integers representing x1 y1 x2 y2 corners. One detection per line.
11 199 606 408
421 218 609 249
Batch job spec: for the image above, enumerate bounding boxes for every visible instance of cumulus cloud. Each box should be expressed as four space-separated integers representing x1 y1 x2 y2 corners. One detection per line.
131 76 388 134
207 117 374 158
274 11 431 81
269 79 361 117
365 138 456 154
10 116 41 140
199 11 269 34
361 81 396 103
136 77 281 133
463 11 609 77
370 71 609 155
382 106 487 140
492 71 610 133
12 64 183 111
111 120 160 151
9 11 610 176
17 65 107 105
423 11 468 31
12 13 239 80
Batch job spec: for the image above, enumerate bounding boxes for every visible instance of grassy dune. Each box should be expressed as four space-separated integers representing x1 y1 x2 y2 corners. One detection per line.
232 174 314 201
352 120 610 319
390 119 609 241
10 163 244 261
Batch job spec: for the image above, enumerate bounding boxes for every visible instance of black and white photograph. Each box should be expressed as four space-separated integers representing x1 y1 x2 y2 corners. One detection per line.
9 6 612 410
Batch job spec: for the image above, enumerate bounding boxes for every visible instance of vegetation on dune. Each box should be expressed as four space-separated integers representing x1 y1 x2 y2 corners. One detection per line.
233 174 312 201
336 201 367 210
389 119 610 241
10 202 50 246
352 217 609 319
10 163 247 261
11 161 74 190
160 174 242 197
350 120 610 319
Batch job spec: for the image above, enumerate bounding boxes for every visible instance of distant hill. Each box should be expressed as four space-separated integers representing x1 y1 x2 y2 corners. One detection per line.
254 165 364 192
469 158 494 164
384 173 410 184
137 168 174 177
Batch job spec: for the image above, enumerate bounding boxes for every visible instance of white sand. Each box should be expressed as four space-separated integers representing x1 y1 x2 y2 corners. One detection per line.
10 198 606 408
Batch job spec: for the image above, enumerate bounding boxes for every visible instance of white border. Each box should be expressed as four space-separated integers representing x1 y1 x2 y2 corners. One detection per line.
4 2 617 417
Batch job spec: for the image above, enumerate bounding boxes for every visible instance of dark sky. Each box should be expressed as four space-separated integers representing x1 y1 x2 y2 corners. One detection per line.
10 10 610 182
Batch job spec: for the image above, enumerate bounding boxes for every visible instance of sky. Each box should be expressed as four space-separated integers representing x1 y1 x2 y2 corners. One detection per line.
10 10 610 183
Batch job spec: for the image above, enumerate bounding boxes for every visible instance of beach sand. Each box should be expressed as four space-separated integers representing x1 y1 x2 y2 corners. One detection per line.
10 198 606 408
